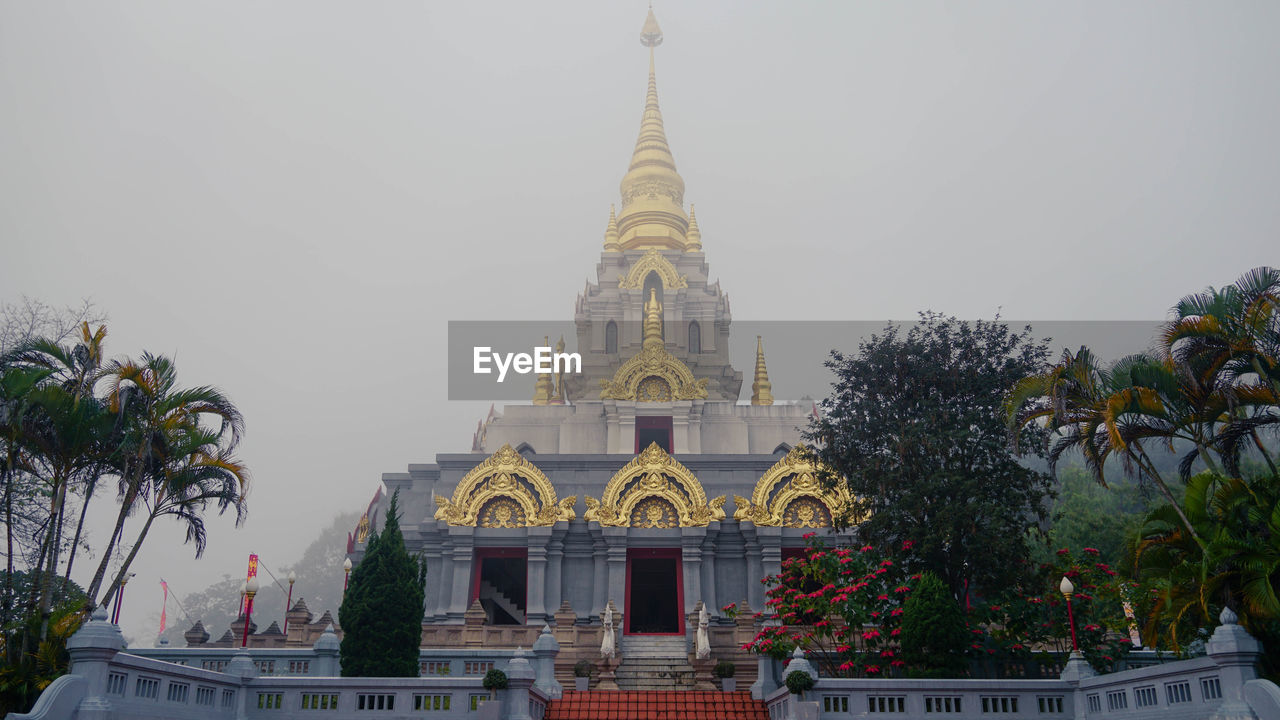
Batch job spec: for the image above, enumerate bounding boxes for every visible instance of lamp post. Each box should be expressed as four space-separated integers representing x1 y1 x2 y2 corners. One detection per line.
343 558 352 592
242 577 259 649
283 571 296 636
1059 576 1079 653
111 573 136 625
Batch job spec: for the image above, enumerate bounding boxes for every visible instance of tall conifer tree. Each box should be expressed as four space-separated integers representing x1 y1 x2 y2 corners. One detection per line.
339 491 426 676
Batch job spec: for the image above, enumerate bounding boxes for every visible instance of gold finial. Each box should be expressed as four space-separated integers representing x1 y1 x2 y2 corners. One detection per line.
640 6 663 47
551 336 567 405
751 336 774 406
685 203 702 251
616 7 689 252
533 335 554 405
603 205 621 252
643 288 664 348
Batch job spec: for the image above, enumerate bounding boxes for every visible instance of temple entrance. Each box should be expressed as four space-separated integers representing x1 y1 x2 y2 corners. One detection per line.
470 548 527 625
635 416 673 453
624 548 682 634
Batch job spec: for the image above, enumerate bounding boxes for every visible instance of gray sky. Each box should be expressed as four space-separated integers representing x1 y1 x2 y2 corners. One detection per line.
2 1 1277 643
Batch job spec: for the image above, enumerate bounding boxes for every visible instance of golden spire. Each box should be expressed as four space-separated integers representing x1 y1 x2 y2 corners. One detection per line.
533 335 554 405
551 336 567 405
603 205 621 252
685 203 702 251
643 288 664 348
751 336 774 406
616 7 690 252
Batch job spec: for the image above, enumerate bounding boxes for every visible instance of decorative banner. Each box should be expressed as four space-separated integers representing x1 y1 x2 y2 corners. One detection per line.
240 554 259 615
158 580 169 635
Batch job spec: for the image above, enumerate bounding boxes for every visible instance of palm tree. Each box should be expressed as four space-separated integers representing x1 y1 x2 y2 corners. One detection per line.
85 352 245 607
1006 347 1203 544
0 363 54 630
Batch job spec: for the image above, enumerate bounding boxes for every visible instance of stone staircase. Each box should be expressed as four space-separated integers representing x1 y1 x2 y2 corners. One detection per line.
616 636 695 691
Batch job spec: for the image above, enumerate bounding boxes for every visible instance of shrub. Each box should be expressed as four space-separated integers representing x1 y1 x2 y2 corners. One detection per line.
572 659 593 678
899 571 968 677
785 670 814 695
482 668 508 691
713 660 736 678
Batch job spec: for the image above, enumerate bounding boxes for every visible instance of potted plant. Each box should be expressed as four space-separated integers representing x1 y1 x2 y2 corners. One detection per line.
785 669 814 700
482 668 508 699
572 660 593 691
713 660 737 692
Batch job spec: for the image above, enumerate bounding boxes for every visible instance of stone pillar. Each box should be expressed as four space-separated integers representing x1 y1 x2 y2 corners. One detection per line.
447 527 475 618
782 648 820 720
681 528 706 615
758 526 782 589
312 625 341 676
545 526 566 615
1206 607 1263 720
526 527 552 623
1059 651 1096 720
65 607 123 720
743 525 765 611
604 529 629 619
503 647 537 720
751 616 781 700
421 537 445 619
531 625 563 699
590 527 608 619
700 531 718 619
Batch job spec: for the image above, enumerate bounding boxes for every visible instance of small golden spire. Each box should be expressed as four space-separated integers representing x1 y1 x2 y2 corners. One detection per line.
533 335 554 405
685 203 702 251
603 205 621 252
643 288 664 348
751 336 774 406
551 336 568 405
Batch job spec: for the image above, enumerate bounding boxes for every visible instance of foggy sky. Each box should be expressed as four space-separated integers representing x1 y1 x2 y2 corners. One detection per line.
2 1 1277 643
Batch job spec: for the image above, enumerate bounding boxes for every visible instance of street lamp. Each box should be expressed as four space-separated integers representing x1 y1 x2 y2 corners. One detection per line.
1059 576 1079 653
242 577 259 649
343 558 352 592
111 573 136 625
284 571 297 637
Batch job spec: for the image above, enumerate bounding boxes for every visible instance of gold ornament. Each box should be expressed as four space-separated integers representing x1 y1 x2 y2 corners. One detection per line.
584 442 724 527
433 444 576 527
616 249 688 290
600 288 708 401
732 446 857 528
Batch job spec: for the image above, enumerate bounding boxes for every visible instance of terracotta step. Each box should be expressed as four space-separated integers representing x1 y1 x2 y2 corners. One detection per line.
546 690 768 720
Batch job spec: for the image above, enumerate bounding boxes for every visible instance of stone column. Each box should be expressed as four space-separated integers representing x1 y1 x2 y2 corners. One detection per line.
743 524 765 610
421 536 445 619
1206 607 1263 720
545 526 566 615
526 527 552 624
225 650 259 720
65 607 123 720
604 528 629 620
750 615 781 700
447 527 476 619
503 648 537 720
531 625 563 699
590 526 608 619
700 530 718 619
681 528 706 615
758 526 783 589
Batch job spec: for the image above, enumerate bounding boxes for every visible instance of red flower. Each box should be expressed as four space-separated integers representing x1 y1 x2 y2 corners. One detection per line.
1056 548 1070 556
1083 547 1100 555
901 540 916 550
865 665 882 674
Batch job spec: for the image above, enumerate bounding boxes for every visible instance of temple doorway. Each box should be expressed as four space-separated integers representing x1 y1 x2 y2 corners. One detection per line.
470 548 527 625
635 416 673 453
624 548 683 634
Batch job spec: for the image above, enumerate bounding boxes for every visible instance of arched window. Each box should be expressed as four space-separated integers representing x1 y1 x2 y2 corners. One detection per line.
605 321 618 355
687 321 701 355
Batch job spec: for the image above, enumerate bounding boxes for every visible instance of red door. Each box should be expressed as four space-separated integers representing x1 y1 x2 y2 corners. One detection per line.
624 548 683 635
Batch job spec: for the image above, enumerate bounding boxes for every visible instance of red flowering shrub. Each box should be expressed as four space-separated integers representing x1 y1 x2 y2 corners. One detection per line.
743 535 911 677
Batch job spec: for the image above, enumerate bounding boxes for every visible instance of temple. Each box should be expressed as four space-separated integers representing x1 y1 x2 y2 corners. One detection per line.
346 7 855 680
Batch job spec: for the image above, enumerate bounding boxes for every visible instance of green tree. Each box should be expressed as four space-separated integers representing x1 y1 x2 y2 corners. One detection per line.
339 493 425 677
899 571 967 677
807 313 1054 597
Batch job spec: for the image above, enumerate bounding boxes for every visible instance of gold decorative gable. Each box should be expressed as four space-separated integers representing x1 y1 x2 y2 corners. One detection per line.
617 249 688 290
599 342 708 401
734 446 856 528
585 442 725 527
434 444 576 527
